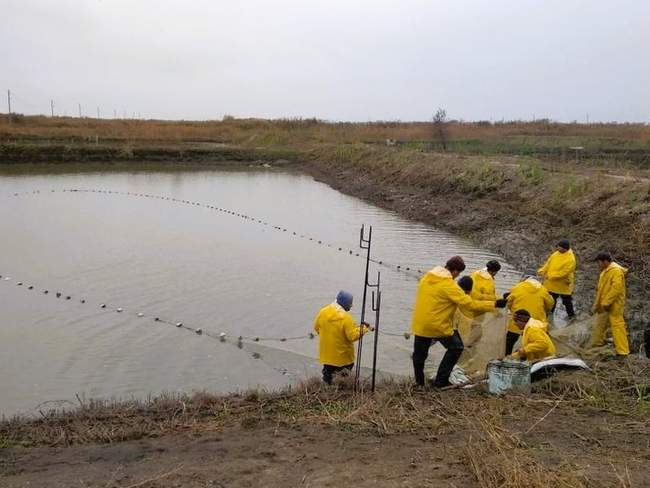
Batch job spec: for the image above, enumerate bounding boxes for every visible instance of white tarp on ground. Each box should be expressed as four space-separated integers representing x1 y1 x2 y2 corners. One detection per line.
530 356 590 375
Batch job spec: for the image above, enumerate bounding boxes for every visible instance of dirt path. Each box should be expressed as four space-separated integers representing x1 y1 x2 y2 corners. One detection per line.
2 361 650 488
1 425 476 487
2 397 648 488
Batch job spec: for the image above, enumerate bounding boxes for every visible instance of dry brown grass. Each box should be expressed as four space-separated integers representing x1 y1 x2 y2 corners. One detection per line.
2 114 649 148
1 359 648 487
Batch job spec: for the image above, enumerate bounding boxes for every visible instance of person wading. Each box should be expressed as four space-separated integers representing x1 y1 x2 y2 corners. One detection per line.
313 291 372 384
538 239 577 322
410 256 507 388
590 252 630 357
506 309 556 362
505 271 555 355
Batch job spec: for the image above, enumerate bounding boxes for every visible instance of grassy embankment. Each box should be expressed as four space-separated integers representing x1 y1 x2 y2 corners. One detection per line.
1 114 649 164
1 115 649 339
1 359 649 487
1 116 650 486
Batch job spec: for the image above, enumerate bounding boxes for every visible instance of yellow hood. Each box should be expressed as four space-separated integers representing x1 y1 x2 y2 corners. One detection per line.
605 262 628 276
477 269 493 280
424 266 453 283
521 277 543 290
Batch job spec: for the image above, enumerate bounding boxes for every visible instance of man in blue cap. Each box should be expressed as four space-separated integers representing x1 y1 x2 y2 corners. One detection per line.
313 291 372 384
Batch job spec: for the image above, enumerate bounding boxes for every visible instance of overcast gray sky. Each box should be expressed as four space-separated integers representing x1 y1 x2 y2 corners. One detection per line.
2 0 649 122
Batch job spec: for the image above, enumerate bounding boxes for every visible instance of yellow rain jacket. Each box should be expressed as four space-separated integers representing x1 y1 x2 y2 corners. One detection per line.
506 278 554 335
518 318 556 362
538 250 577 295
314 302 368 367
593 262 627 314
470 269 497 302
591 262 629 355
411 266 495 339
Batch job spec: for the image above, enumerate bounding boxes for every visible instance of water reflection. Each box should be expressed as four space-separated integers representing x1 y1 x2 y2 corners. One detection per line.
0 165 522 416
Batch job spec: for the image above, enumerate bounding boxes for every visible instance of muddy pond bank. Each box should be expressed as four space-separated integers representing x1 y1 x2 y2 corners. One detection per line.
1 141 648 344
2 360 649 487
301 145 650 343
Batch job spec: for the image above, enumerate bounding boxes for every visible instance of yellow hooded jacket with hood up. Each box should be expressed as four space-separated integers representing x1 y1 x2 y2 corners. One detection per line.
538 250 577 295
314 302 368 367
593 262 627 314
506 278 554 335
519 318 556 362
411 266 495 339
470 269 497 302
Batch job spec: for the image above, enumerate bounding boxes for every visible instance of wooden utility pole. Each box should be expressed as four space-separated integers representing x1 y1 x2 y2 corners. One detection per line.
51 99 55 117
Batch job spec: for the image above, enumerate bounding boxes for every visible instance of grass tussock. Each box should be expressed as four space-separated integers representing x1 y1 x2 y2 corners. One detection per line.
533 355 650 412
464 415 587 488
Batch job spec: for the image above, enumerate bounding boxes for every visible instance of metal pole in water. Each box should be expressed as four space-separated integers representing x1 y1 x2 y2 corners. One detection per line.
354 225 372 388
370 282 381 393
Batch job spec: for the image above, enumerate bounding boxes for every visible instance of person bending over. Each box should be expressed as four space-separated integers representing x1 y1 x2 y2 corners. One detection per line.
505 271 554 355
313 290 371 384
411 256 507 388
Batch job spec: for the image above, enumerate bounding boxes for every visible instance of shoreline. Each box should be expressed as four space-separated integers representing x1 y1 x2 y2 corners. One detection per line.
1 363 649 487
1 141 648 343
300 150 649 344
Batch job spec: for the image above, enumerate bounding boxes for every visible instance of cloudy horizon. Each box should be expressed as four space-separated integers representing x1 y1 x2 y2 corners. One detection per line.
2 0 649 122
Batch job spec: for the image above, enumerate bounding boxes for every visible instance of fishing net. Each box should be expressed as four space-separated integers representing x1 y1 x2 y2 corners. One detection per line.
457 310 508 378
455 312 598 379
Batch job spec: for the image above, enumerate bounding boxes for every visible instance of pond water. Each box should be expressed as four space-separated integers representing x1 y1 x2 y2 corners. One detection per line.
0 164 523 416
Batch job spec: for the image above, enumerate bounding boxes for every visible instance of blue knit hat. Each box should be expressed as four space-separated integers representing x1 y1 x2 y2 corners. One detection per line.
336 290 353 311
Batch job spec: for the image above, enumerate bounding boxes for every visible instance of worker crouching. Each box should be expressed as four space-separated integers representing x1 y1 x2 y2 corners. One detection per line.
505 271 554 355
313 290 372 385
507 309 556 362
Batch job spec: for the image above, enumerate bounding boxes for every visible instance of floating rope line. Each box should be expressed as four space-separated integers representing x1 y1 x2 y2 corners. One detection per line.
0 269 324 380
7 276 316 343
0 270 413 344
7 188 427 280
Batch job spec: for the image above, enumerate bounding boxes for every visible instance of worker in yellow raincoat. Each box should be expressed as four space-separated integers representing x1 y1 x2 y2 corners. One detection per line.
313 290 371 384
590 252 629 356
505 272 555 355
538 239 577 321
470 260 501 303
455 276 496 344
411 256 507 388
507 309 556 362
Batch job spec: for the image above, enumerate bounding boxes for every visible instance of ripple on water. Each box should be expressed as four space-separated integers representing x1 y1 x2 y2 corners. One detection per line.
0 168 523 416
